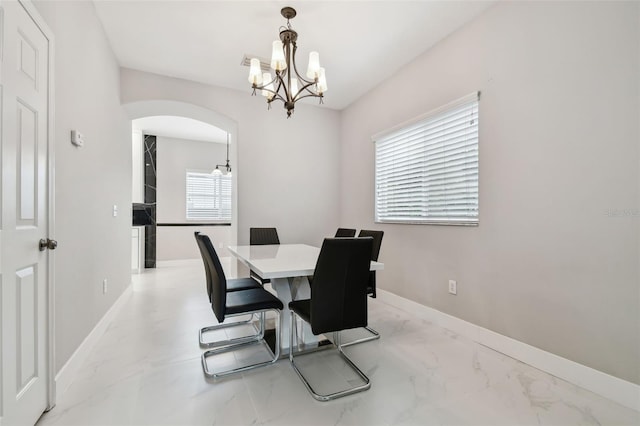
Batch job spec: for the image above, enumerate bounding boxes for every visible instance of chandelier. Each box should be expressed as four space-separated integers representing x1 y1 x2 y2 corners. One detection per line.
247 7 327 118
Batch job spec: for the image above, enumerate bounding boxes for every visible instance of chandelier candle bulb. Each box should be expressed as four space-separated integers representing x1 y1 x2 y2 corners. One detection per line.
261 72 274 99
271 41 287 71
306 51 320 79
291 77 299 98
248 58 263 85
317 67 328 93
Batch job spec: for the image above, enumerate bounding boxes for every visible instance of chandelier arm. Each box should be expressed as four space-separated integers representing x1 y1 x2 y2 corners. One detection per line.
253 72 277 90
290 47 316 87
288 44 320 102
276 68 292 102
289 49 320 101
264 89 288 104
295 80 320 96
252 86 286 104
251 79 287 104
294 93 324 103
292 84 320 103
272 71 283 92
272 93 289 105
293 74 316 86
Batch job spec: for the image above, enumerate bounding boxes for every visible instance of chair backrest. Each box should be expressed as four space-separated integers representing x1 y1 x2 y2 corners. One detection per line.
310 237 373 335
357 230 383 261
195 233 227 323
335 228 356 238
357 230 384 297
194 232 212 301
250 227 280 245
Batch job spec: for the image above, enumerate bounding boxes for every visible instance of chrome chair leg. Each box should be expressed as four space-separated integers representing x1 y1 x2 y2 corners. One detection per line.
340 325 380 348
199 313 264 349
289 311 371 401
201 310 281 379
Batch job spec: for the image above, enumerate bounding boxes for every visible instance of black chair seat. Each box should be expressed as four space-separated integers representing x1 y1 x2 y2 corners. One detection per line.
227 277 262 292
226 288 283 315
289 299 311 324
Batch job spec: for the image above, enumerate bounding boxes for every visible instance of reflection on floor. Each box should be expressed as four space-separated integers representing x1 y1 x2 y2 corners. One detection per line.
38 260 639 426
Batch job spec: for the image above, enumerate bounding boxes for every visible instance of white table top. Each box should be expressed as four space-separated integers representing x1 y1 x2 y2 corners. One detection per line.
228 243 384 280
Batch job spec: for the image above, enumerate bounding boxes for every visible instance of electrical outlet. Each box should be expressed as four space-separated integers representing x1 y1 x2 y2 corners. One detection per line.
103 279 108 294
70 130 84 147
112 205 118 217
448 279 457 295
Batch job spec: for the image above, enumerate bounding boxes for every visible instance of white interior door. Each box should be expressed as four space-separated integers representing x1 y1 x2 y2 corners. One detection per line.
0 0 52 424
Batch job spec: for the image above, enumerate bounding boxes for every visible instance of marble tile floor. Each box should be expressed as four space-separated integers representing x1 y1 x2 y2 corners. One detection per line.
38 260 640 426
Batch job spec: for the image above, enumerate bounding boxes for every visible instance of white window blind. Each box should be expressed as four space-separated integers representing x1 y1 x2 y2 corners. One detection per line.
374 92 479 225
186 171 232 221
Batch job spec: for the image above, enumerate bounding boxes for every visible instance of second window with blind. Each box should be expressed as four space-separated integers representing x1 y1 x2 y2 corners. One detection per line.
374 92 479 225
186 171 232 222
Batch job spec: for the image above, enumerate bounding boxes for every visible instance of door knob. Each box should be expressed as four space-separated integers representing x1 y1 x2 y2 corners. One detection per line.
39 238 58 251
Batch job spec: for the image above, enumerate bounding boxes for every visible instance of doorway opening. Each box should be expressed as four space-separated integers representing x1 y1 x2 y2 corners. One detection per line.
124 101 238 271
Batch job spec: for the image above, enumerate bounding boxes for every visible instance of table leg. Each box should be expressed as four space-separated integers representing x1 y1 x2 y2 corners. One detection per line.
270 276 317 353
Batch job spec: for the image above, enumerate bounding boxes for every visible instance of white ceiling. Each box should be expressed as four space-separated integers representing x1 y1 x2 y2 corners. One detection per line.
93 0 495 111
132 116 228 143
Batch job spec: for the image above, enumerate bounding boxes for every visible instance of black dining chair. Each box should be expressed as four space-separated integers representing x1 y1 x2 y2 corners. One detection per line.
334 228 356 237
195 232 263 348
249 227 280 285
250 227 280 245
198 234 283 379
341 229 384 347
195 233 273 348
289 237 373 401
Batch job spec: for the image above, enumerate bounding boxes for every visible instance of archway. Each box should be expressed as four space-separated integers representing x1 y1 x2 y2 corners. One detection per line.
123 100 238 264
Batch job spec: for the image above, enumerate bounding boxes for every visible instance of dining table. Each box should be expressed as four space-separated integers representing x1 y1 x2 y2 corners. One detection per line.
227 243 384 353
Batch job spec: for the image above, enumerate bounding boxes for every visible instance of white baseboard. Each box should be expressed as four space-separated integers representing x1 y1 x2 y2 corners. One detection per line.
156 258 200 268
377 289 640 412
55 284 133 398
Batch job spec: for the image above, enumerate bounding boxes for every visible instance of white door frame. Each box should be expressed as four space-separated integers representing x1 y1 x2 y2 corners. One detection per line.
15 0 57 411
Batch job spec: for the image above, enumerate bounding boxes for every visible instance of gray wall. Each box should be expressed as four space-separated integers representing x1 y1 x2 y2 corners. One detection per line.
33 1 132 372
120 69 342 248
155 136 231 260
340 1 640 384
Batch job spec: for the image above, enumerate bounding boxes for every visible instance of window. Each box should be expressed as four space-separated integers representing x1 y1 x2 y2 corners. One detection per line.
186 171 231 221
374 92 479 225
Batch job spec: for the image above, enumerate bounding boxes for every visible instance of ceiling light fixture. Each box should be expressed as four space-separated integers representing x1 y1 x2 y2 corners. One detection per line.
247 6 327 118
212 133 232 177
